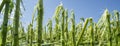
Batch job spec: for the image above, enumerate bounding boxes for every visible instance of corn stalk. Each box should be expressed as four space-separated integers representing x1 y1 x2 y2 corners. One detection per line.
13 0 21 46
47 19 52 43
37 0 44 46
115 11 119 46
64 9 69 46
105 9 112 46
76 18 89 46
89 18 94 46
61 9 65 46
53 3 63 41
70 10 76 46
0 0 5 13
1 0 10 46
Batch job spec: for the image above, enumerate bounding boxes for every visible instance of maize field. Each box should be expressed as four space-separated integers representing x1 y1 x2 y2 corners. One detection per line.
0 0 120 46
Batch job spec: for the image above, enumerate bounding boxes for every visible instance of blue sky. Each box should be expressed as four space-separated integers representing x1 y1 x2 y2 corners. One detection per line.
21 0 120 27
0 0 120 28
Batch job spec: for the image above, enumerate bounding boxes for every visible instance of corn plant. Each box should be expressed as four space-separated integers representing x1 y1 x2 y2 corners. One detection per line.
114 11 119 46
0 0 5 13
105 9 112 46
27 23 32 46
61 9 65 46
27 24 30 45
30 23 34 46
64 9 69 46
47 19 52 43
0 0 120 46
53 3 63 41
13 0 21 46
19 22 26 46
37 0 44 46
89 18 94 46
70 10 76 46
1 0 10 46
43 26 47 42
76 18 89 46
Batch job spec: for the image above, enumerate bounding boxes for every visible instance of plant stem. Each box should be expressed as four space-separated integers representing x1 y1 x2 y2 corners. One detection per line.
13 0 20 46
115 11 119 46
65 9 69 46
106 10 112 46
76 18 89 46
37 0 44 46
1 0 10 46
71 10 76 46
0 0 5 13
62 10 65 46
89 18 94 46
